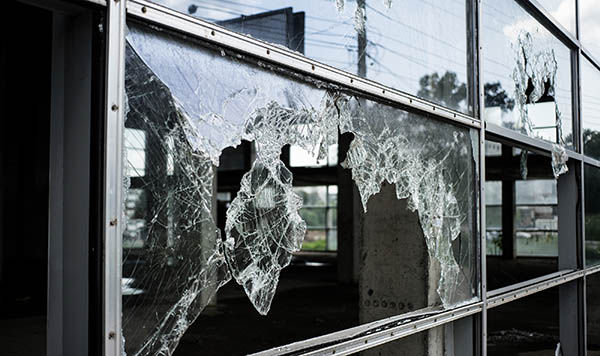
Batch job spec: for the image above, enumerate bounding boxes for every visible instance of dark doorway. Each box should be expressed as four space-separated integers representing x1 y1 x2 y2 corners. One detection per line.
0 1 53 355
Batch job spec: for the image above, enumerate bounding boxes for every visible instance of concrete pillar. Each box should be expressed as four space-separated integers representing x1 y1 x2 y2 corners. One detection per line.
359 183 443 355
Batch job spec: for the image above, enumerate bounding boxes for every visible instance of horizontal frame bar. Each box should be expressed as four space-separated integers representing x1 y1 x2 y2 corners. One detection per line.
488 269 575 298
515 0 579 49
485 123 582 160
586 264 600 276
125 0 481 130
250 301 483 356
582 46 600 73
583 156 600 169
487 269 584 309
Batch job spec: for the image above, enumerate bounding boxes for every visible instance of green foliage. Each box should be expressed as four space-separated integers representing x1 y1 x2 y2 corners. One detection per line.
584 129 600 161
299 208 326 227
417 71 467 110
302 239 326 251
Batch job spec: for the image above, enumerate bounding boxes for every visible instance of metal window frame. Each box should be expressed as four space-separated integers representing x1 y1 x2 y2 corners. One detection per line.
103 0 126 355
96 0 600 354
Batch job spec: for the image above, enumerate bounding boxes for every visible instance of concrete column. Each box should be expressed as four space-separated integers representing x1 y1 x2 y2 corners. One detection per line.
359 183 443 355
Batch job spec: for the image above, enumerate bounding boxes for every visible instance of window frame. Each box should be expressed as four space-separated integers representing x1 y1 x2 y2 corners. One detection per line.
96 0 600 354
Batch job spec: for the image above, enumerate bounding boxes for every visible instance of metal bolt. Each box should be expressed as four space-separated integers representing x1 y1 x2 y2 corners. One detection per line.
141 6 147 13
108 331 116 339
111 104 119 111
109 218 118 226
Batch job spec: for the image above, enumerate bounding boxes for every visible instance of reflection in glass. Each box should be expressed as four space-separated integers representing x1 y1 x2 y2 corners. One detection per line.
122 22 478 355
536 0 576 34
486 181 502 256
586 165 600 266
148 0 472 114
580 0 600 62
515 180 558 257
515 180 558 205
582 58 600 160
482 0 573 146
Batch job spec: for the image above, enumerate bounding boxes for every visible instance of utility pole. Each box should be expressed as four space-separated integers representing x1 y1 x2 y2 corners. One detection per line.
356 0 367 78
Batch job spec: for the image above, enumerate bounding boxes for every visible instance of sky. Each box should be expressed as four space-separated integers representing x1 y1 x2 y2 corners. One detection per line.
145 0 600 147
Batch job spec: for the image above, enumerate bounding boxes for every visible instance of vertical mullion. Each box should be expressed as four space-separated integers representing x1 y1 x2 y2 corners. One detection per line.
103 0 126 355
475 0 487 354
576 0 588 352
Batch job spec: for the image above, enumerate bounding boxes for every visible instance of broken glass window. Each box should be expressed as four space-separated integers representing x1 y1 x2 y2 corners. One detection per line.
122 43 231 355
146 0 473 114
337 98 478 307
122 22 478 355
482 0 573 148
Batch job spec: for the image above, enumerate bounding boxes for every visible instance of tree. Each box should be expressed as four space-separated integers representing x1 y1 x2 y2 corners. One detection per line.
417 71 467 111
484 81 515 111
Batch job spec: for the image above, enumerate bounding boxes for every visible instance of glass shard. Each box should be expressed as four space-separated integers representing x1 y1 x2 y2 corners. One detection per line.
339 98 475 307
482 0 573 147
512 30 560 141
123 43 231 356
551 143 568 178
520 150 528 180
224 160 306 315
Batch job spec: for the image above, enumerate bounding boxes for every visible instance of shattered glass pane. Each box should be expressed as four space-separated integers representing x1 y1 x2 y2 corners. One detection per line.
482 0 573 147
122 43 231 355
122 22 478 355
337 99 478 307
147 0 473 114
224 160 306 315
550 144 568 178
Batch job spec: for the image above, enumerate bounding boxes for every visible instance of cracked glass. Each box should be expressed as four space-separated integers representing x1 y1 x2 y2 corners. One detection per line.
481 0 573 148
144 0 473 115
121 23 478 355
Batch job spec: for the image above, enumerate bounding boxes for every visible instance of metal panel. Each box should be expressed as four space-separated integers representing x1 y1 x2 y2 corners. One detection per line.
584 156 600 168
125 0 481 130
476 0 488 353
250 303 484 356
486 122 583 160
487 269 584 309
103 0 125 355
